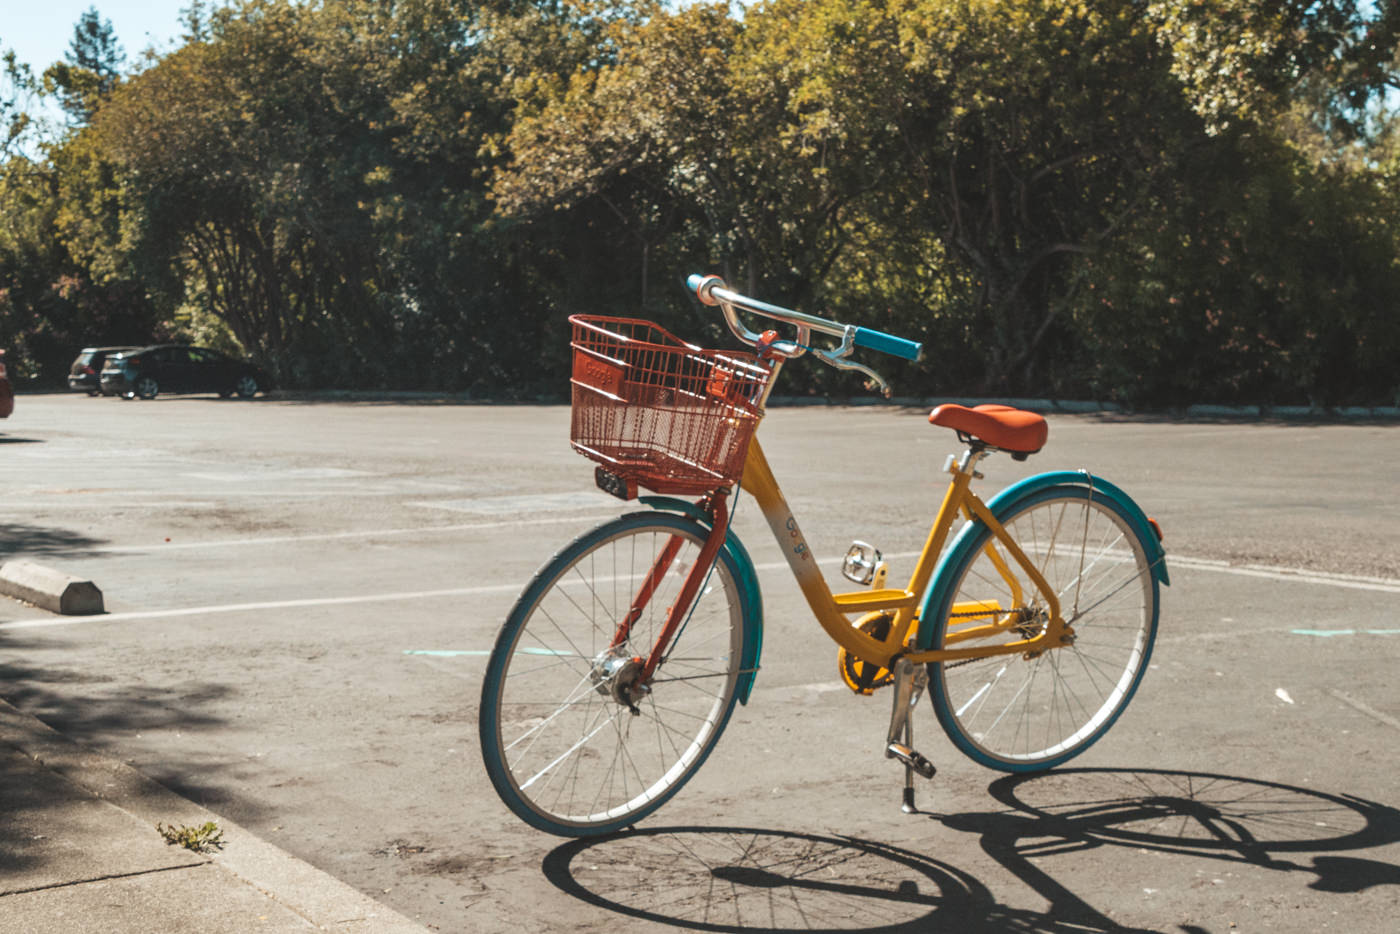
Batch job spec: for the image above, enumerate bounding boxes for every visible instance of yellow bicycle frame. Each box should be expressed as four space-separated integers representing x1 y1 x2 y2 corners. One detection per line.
739 437 1068 669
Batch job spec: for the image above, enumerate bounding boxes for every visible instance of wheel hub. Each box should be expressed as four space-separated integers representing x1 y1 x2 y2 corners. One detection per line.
591 651 648 714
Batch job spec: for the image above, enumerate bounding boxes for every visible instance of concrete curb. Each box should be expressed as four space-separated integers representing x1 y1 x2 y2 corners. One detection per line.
0 561 103 615
13 388 1400 418
0 698 431 933
768 396 1400 419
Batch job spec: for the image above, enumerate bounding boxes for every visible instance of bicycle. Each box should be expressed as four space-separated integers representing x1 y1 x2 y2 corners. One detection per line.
479 274 1169 837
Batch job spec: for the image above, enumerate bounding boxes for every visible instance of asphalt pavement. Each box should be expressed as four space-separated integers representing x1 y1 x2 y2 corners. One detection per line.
2 393 1399 933
1 694 428 932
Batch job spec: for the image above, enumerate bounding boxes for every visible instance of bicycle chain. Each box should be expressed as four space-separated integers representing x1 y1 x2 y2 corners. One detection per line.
935 605 1044 669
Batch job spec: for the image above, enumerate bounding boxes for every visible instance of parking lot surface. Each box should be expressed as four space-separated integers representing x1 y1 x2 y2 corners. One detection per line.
2 393 1398 932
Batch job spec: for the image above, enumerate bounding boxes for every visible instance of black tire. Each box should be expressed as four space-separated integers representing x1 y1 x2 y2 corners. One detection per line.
134 376 159 400
234 374 260 398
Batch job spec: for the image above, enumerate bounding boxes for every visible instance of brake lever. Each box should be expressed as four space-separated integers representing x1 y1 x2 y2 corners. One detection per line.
809 326 892 397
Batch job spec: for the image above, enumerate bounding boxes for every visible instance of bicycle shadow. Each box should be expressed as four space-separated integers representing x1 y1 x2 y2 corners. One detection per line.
540 768 1400 933
543 824 1011 934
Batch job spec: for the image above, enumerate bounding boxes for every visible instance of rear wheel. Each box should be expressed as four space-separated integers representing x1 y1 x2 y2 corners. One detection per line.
234 374 259 398
927 487 1159 771
134 376 159 400
479 511 747 836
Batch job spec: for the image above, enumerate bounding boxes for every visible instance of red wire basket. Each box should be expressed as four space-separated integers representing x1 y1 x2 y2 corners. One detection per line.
569 315 772 496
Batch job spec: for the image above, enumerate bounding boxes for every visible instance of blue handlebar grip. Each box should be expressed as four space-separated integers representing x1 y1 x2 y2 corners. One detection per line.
853 327 922 361
686 273 705 292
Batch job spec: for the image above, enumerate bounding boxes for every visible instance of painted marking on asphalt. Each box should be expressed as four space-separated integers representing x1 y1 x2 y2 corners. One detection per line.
4 547 1398 631
821 551 1400 595
89 514 620 553
408 492 622 515
407 650 491 657
1169 555 1400 593
0 584 525 631
404 648 573 657
1327 689 1400 732
1292 629 1400 637
183 467 374 481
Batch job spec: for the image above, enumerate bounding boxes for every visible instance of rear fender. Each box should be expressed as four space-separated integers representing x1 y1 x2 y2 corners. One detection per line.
986 471 1168 587
916 471 1168 652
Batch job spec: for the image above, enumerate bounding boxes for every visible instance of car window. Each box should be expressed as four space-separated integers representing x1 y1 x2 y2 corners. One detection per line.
188 348 221 364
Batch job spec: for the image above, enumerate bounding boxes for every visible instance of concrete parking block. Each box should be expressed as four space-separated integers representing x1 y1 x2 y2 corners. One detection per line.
0 560 104 615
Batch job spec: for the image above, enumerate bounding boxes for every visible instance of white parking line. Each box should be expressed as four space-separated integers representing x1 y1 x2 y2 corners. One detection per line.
88 514 620 553
0 584 525 631
3 546 1396 631
408 492 622 515
1327 689 1400 731
1168 555 1400 593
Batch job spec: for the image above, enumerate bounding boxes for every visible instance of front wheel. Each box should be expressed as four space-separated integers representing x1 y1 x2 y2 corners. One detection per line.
134 376 159 400
234 374 259 398
479 511 748 836
926 487 1160 771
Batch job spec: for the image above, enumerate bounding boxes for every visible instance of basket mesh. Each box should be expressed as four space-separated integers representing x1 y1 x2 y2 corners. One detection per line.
569 316 771 495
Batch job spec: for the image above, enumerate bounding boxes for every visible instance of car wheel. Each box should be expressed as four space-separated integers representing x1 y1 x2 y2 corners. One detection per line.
135 376 159 400
235 375 260 398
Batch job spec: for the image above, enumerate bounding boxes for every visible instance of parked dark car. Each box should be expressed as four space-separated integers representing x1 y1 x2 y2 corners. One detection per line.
68 346 139 395
100 345 269 400
0 350 12 418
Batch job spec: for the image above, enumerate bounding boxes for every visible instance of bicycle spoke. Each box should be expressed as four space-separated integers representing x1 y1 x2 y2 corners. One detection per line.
481 513 746 834
931 489 1158 769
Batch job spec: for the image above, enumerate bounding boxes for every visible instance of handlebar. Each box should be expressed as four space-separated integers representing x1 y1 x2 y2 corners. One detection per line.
850 327 924 362
687 274 922 396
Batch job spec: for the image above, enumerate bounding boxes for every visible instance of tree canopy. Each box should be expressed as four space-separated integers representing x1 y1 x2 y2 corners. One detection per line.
2 0 1398 408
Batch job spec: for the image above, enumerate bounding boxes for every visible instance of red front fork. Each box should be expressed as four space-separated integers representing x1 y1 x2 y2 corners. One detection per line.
609 488 731 684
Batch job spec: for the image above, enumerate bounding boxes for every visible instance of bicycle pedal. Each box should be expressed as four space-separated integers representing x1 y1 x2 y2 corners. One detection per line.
841 541 881 585
886 742 937 780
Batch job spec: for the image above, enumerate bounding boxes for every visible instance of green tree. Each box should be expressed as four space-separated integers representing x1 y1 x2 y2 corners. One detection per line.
491 0 927 386
1149 0 1400 147
1073 133 1400 408
45 6 127 125
1 41 36 158
89 0 548 390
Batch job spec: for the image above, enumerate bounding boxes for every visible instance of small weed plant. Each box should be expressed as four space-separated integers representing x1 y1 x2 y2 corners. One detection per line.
157 821 225 853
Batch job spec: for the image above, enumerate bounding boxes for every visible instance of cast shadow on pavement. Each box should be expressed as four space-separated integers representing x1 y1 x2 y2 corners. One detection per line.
0 627 245 882
540 768 1400 934
0 522 107 562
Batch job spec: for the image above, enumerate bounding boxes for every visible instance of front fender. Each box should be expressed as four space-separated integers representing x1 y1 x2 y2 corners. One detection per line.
640 496 764 704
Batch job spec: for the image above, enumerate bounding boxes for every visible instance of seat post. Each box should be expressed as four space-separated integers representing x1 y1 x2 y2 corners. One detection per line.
950 442 992 480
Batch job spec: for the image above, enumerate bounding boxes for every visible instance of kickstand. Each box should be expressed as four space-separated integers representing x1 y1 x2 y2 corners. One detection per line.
900 717 918 814
884 658 935 813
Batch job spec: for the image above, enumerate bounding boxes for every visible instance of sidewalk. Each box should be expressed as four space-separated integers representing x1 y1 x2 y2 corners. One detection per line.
0 698 430 933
